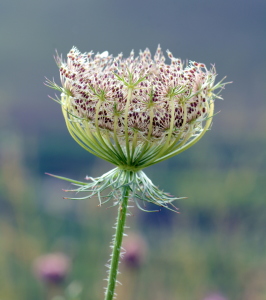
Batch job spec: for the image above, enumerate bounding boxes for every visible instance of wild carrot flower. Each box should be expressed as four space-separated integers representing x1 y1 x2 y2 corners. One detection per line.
46 45 225 210
46 45 227 300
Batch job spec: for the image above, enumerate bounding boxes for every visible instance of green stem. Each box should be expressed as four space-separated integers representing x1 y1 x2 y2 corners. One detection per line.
104 178 130 300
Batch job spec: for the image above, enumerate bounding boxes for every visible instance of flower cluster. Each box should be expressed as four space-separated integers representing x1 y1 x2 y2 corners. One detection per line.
47 46 226 210
56 47 213 139
47 46 224 170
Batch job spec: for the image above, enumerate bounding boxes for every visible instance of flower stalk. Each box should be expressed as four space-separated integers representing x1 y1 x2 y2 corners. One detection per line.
105 172 131 300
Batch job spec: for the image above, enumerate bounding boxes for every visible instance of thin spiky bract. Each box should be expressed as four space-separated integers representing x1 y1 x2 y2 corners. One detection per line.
50 168 183 213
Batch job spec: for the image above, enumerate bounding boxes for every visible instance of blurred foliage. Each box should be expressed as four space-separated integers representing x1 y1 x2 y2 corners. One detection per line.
1 0 266 299
0 129 265 299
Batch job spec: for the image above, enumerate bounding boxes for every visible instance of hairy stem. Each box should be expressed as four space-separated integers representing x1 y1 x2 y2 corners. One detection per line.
104 180 130 300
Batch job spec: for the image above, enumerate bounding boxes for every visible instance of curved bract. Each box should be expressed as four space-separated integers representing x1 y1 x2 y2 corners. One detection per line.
48 46 225 171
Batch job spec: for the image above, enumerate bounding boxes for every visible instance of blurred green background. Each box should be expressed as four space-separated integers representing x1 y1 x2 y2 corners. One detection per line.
0 0 265 299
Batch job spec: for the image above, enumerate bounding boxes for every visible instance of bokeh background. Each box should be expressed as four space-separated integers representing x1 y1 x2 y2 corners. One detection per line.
0 0 265 299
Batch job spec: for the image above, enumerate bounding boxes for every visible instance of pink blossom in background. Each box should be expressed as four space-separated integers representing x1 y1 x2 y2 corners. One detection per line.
33 252 71 284
203 293 228 300
122 232 148 269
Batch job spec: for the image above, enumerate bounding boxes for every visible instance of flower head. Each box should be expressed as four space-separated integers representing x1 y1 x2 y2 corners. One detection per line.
46 46 227 210
47 46 225 170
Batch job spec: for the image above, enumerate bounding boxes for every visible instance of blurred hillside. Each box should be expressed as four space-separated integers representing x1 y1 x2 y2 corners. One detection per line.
0 0 266 299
